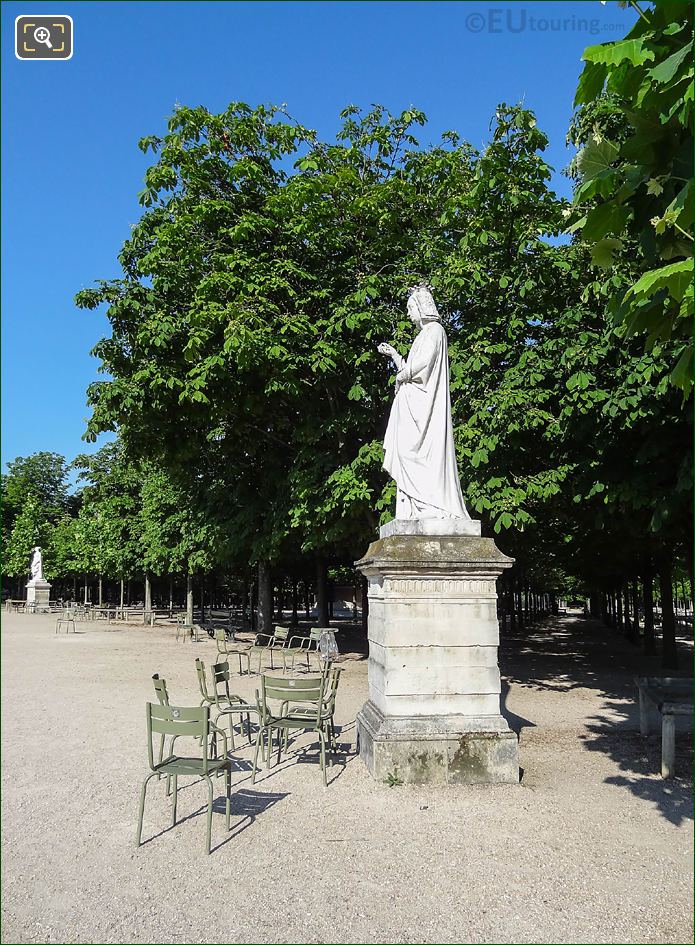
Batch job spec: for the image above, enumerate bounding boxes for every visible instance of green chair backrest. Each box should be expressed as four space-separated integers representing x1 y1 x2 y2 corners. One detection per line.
195 658 211 701
326 666 343 704
308 628 323 644
211 660 231 706
259 673 325 720
152 674 169 706
146 703 210 772
273 627 289 643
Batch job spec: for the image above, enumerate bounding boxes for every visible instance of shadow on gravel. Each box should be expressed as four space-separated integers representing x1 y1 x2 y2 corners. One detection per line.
139 786 289 852
582 726 693 826
499 613 693 823
212 788 290 846
500 679 536 734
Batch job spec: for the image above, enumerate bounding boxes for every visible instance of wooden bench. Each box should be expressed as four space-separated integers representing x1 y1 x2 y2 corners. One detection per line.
635 676 693 778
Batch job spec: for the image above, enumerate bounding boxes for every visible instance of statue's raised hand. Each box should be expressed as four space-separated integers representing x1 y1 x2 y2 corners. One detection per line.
378 342 405 372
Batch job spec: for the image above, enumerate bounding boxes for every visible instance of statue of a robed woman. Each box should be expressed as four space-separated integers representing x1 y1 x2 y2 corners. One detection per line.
377 285 470 521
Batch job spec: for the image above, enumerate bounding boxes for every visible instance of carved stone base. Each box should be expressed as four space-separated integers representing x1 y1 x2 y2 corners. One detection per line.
355 530 519 785
26 580 51 612
357 700 519 784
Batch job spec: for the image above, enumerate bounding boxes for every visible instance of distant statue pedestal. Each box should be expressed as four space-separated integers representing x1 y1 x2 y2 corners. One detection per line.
355 519 519 784
26 579 51 613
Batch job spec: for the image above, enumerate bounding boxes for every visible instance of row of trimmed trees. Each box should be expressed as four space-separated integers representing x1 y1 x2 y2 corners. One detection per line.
3 4 692 668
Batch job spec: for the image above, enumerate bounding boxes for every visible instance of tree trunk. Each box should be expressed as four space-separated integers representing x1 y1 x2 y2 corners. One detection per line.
304 580 311 619
186 573 194 625
72 576 77 602
200 575 206 623
241 579 249 629
630 579 640 644
659 563 678 669
616 585 623 631
98 575 103 607
120 578 125 609
250 578 257 632
144 572 152 615
257 561 273 635
316 558 329 626
83 577 89 605
291 581 299 627
516 580 524 630
642 564 655 657
169 575 174 613
620 584 630 635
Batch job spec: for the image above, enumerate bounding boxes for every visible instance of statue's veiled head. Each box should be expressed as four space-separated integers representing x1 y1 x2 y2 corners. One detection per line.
407 285 441 327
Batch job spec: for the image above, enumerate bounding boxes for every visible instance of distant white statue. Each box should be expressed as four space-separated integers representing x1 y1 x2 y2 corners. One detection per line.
377 285 470 520
29 546 44 582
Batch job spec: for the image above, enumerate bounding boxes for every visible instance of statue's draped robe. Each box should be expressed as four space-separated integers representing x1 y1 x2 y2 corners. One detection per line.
383 321 469 519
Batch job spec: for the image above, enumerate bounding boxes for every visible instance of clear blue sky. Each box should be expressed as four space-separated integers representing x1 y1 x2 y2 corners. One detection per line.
2 0 636 467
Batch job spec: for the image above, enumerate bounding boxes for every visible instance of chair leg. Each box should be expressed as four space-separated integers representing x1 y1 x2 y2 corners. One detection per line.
136 773 155 847
228 715 236 750
251 726 264 783
225 768 231 831
205 775 214 855
171 775 178 825
319 730 327 787
246 713 252 744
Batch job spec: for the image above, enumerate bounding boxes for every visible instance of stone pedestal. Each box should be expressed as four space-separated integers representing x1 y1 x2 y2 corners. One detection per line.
355 522 519 784
26 580 51 612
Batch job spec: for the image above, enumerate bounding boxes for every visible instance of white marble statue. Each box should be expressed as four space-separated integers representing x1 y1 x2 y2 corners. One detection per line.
29 546 44 582
377 285 470 520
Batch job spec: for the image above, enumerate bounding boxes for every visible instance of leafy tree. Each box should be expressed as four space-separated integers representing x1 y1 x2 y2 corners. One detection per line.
2 452 71 573
570 0 693 391
74 97 691 665
72 443 143 583
4 494 51 580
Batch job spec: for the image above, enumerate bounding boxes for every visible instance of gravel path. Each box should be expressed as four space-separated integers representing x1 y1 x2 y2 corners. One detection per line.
1 611 692 944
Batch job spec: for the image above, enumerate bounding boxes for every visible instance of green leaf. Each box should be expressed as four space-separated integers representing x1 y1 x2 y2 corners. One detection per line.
581 203 631 242
590 238 623 268
582 39 655 68
574 60 607 106
576 138 620 182
648 42 692 84
670 345 693 391
627 259 693 304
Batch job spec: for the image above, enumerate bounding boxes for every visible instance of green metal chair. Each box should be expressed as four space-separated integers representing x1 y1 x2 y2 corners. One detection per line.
136 703 232 855
151 674 170 767
282 627 325 671
248 626 290 673
214 627 252 675
176 620 204 643
281 665 343 751
55 608 76 634
252 673 331 787
153 673 227 789
211 660 260 748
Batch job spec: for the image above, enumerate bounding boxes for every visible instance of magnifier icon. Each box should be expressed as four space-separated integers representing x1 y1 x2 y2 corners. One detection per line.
34 26 53 49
